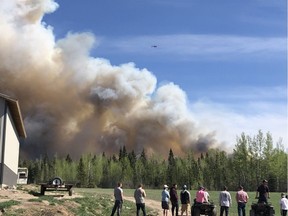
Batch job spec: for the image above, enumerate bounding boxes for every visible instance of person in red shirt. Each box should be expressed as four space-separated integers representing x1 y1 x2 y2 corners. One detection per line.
236 186 249 216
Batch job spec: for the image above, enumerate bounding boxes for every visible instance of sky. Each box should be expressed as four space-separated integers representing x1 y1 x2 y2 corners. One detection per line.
0 0 286 158
43 0 287 147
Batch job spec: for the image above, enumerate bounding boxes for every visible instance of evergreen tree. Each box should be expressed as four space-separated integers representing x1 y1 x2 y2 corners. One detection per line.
76 157 86 187
65 154 72 163
167 148 177 185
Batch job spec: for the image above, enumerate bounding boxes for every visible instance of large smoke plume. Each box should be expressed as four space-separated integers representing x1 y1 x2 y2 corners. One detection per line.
0 0 219 159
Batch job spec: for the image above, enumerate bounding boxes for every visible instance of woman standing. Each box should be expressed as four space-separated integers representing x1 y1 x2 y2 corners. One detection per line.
162 185 170 216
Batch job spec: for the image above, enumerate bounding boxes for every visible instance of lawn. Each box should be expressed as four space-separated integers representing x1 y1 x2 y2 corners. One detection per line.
75 188 282 216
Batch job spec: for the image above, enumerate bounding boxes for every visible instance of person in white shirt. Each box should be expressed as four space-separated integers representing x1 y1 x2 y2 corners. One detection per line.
219 186 232 216
204 187 210 203
280 193 288 216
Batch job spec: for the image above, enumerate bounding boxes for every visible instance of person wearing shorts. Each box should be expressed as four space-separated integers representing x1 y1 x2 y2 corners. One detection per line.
162 185 170 216
180 185 190 216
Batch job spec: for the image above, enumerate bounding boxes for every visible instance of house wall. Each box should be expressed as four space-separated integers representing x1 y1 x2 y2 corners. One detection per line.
3 108 19 186
0 99 4 163
0 99 20 187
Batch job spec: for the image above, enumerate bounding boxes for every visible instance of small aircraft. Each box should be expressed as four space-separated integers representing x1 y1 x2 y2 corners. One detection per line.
151 45 158 48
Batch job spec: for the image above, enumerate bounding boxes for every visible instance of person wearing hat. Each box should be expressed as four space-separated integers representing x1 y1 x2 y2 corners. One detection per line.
280 193 288 216
180 185 190 216
161 185 170 216
255 179 270 203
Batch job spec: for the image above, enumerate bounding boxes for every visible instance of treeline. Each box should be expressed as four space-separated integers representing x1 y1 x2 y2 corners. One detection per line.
20 131 287 192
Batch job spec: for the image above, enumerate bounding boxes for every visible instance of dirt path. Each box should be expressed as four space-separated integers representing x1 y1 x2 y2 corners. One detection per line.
124 196 163 215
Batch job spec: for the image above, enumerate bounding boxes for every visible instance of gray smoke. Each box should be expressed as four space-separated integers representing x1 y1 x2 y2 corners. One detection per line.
0 0 220 159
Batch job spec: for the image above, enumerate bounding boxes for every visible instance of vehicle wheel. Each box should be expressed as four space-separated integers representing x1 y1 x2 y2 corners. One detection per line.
269 208 275 216
250 209 255 216
51 177 63 186
193 207 201 216
209 208 216 216
68 188 73 196
40 185 45 195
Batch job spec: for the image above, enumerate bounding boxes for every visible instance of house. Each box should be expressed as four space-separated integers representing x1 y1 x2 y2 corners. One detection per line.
0 93 26 188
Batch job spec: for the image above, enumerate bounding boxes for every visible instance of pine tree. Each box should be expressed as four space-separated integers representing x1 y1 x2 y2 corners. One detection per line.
77 157 86 187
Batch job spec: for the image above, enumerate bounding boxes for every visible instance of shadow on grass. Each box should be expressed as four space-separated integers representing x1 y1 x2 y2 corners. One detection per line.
28 190 64 199
28 190 42 196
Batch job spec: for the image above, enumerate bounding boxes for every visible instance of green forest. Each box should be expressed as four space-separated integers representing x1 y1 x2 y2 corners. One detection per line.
20 131 287 192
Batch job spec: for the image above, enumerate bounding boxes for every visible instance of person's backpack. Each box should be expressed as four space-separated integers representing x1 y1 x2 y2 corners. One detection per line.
180 190 189 204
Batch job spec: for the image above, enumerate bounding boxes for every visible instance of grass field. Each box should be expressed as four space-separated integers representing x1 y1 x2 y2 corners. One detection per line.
75 188 283 216
0 185 283 215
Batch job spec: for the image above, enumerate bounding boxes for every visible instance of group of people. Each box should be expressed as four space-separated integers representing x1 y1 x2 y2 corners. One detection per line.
162 184 191 216
110 180 288 216
161 184 235 216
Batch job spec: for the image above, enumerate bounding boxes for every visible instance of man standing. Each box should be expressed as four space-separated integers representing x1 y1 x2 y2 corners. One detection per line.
134 184 147 216
219 186 232 216
180 185 190 216
280 193 288 216
236 186 249 216
255 179 270 203
170 184 179 216
111 182 124 216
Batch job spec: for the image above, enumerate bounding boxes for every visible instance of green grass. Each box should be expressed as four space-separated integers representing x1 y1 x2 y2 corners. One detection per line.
6 186 280 216
73 189 159 216
0 200 21 210
75 188 282 216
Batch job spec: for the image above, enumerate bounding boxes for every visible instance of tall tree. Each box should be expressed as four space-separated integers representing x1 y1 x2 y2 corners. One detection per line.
233 133 250 187
167 149 177 185
76 157 86 187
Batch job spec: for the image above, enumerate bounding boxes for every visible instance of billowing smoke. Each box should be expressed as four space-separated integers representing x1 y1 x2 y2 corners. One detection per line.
0 0 219 159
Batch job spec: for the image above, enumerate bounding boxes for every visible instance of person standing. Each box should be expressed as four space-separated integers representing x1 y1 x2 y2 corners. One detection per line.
255 179 270 203
170 184 179 216
280 193 288 216
162 185 170 216
180 185 190 216
111 182 124 216
236 186 249 216
134 184 147 216
219 186 232 216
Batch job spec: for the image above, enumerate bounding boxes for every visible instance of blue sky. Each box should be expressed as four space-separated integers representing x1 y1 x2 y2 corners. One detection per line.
41 0 287 150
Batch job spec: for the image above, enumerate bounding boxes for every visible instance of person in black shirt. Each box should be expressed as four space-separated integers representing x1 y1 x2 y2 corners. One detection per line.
180 185 190 216
255 179 270 203
169 184 179 216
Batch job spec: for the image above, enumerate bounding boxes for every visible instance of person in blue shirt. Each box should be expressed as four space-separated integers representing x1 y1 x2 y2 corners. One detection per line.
161 185 170 216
